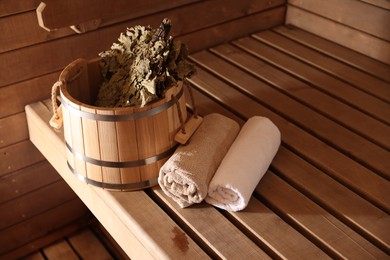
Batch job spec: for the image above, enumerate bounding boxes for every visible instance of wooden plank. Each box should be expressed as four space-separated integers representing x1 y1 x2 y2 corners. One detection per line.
134 105 158 186
68 229 112 259
0 198 89 255
190 51 390 179
188 85 390 256
96 110 121 186
274 26 390 83
224 198 329 259
0 0 284 53
1 1 185 53
254 30 390 102
0 71 59 118
272 147 390 253
80 106 104 186
179 6 286 53
0 161 60 204
256 172 390 258
360 0 390 10
187 67 390 212
0 0 41 17
89 222 130 260
0 11 74 54
26 101 209 259
22 252 46 260
37 0 198 30
0 113 28 148
0 0 284 87
285 5 390 64
114 107 141 188
43 240 79 260
0 141 45 176
234 36 390 124
0 216 91 260
210 43 390 150
1 214 92 259
0 180 77 230
288 0 390 41
150 187 271 259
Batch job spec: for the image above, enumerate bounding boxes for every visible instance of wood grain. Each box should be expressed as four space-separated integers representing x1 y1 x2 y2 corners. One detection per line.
288 0 390 40
235 36 390 124
0 161 60 204
0 113 28 148
0 180 77 230
255 30 390 102
43 240 79 259
37 0 198 30
0 71 59 118
191 50 390 179
179 6 286 53
210 44 390 150
274 26 390 82
286 5 390 64
225 197 329 259
0 0 41 17
187 67 390 212
186 86 390 256
360 0 390 9
0 141 44 176
272 147 390 252
256 173 389 258
0 216 91 259
0 198 89 255
151 187 271 259
0 0 285 87
68 229 112 259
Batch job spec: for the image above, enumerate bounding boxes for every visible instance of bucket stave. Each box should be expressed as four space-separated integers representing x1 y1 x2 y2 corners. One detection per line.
58 58 186 191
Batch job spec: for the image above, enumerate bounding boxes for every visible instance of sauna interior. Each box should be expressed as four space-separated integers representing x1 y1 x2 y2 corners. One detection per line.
1 0 389 259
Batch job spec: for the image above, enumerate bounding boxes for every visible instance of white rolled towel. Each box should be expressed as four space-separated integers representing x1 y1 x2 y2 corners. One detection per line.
206 116 281 212
158 113 240 208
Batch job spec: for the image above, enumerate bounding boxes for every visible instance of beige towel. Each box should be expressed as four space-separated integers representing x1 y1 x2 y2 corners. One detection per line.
158 113 240 208
206 116 281 211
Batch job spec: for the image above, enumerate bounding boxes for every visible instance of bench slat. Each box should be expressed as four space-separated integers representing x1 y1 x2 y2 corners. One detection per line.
254 30 390 102
150 188 270 259
43 240 79 260
209 43 390 150
190 50 390 179
256 173 389 259
235 36 390 125
272 147 390 252
165 87 389 258
274 26 390 83
185 82 390 257
187 67 390 213
68 229 113 259
225 197 330 259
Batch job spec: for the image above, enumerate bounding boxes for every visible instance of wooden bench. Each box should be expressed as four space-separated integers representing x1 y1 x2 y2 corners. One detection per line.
21 0 390 259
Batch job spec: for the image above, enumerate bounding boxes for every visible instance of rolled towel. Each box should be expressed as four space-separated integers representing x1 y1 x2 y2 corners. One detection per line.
158 113 240 208
206 116 281 212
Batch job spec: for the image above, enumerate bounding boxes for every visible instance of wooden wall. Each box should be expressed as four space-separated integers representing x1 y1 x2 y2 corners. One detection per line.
0 0 286 258
286 0 390 64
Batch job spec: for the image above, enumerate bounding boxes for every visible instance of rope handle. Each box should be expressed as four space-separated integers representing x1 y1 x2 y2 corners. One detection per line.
174 80 203 144
49 81 64 129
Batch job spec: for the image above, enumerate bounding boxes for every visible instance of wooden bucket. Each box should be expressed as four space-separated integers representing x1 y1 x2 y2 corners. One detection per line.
54 58 187 191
